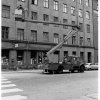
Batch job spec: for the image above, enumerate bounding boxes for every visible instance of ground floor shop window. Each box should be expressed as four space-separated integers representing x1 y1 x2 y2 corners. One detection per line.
87 52 92 63
64 51 68 57
72 51 76 56
38 52 42 63
80 52 84 61
2 50 9 65
31 50 37 64
17 50 24 65
31 50 47 64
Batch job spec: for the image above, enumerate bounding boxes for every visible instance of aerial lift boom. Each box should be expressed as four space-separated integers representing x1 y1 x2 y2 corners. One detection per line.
42 25 85 74
46 29 78 63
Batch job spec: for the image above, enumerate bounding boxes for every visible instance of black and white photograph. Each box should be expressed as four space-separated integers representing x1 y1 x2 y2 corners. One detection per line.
1 0 99 100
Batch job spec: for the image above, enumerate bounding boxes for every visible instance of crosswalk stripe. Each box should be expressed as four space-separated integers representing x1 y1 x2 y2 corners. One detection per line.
2 88 23 94
2 95 27 100
2 84 16 88
1 81 11 84
1 77 27 99
2 79 8 81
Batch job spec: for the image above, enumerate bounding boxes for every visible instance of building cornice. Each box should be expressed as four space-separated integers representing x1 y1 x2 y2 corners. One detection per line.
2 39 94 49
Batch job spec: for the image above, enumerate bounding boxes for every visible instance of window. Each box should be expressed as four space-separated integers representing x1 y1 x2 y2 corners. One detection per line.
79 0 82 4
2 26 9 39
54 33 59 43
79 9 83 17
87 38 91 46
79 23 83 32
17 28 24 40
31 11 38 20
18 0 25 2
43 14 49 21
2 5 10 18
54 16 59 22
87 52 91 63
86 0 89 6
86 11 90 19
64 51 68 57
63 4 67 13
72 21 76 30
80 52 84 60
31 30 37 41
53 16 59 27
87 24 90 33
72 51 76 56
43 32 49 42
80 37 83 45
63 19 68 29
71 6 75 15
63 35 67 44
43 0 49 8
32 0 38 5
72 36 76 45
54 0 58 11
43 14 49 25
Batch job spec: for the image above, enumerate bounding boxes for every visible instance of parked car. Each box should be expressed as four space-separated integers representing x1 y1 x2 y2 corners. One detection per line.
85 63 92 70
90 63 98 70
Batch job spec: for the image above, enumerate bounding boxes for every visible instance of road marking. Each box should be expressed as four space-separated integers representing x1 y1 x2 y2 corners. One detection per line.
2 95 27 100
2 84 16 88
2 79 8 81
2 88 23 94
1 81 11 84
1 77 27 99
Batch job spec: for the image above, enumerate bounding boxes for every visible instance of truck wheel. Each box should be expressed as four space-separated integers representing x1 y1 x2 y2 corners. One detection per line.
80 65 85 72
71 70 74 73
48 70 53 74
48 70 56 74
57 66 63 74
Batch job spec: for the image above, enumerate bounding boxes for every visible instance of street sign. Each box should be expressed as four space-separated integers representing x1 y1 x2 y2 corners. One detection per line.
15 5 25 21
15 44 18 48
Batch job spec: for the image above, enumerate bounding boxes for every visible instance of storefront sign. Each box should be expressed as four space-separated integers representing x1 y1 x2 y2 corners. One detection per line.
15 44 18 48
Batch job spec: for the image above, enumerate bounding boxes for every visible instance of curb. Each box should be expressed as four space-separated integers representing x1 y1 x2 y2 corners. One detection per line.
2 69 43 73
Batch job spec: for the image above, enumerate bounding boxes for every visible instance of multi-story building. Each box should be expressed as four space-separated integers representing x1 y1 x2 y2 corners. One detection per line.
2 0 95 69
92 0 98 63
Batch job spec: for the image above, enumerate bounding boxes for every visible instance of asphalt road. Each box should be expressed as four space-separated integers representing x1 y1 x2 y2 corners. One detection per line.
1 70 98 100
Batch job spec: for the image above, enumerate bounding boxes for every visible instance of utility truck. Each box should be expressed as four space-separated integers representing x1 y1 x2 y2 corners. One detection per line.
42 25 85 74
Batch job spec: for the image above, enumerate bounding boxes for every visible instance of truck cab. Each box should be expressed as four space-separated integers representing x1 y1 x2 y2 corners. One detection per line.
43 55 85 74
62 55 85 73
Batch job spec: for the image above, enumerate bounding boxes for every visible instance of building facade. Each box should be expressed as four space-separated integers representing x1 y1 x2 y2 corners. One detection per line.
2 0 95 69
92 0 98 63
